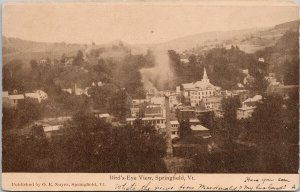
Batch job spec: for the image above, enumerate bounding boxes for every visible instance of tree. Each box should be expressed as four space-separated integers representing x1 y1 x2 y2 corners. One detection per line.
73 50 84 66
109 89 130 121
3 124 50 172
50 113 166 172
17 98 42 127
3 59 26 91
88 83 118 111
222 96 241 134
179 119 192 138
220 96 242 171
246 94 298 173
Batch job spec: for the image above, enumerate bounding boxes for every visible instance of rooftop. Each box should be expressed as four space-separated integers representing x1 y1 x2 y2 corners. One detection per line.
191 125 209 131
237 106 256 111
126 117 166 121
9 94 25 100
170 120 179 125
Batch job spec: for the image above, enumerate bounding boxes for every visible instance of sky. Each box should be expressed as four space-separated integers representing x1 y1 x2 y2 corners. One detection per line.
3 1 299 45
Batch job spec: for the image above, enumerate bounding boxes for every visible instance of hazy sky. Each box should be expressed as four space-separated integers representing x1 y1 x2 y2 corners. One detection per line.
3 1 299 44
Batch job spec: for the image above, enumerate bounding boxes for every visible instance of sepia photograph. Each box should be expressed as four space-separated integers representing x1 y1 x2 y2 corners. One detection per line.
1 1 299 189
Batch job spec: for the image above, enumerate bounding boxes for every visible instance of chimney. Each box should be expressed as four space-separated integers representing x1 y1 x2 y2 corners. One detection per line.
165 95 173 157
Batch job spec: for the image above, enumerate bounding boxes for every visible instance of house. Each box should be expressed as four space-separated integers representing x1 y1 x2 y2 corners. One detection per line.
8 94 25 107
144 105 165 118
98 113 112 123
38 59 51 67
162 90 180 108
34 116 71 138
237 106 256 120
170 120 179 139
180 58 189 64
236 95 262 119
150 96 164 106
181 67 220 106
176 107 195 122
202 96 222 111
132 99 149 106
130 107 140 117
25 90 48 103
74 84 84 95
43 124 63 138
92 110 112 122
191 124 211 138
126 117 166 130
242 95 262 107
62 88 72 94
189 118 201 126
126 117 179 139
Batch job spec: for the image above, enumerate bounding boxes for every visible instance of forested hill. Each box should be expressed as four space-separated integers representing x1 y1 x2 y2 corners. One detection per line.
3 20 299 65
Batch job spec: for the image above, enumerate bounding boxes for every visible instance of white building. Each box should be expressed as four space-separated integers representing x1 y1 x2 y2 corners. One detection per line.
181 67 220 106
170 120 179 139
8 94 25 107
25 90 48 103
236 95 262 119
237 106 256 120
126 117 166 129
126 117 179 139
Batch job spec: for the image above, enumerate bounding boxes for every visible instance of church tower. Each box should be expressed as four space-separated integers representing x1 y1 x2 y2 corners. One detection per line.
202 67 210 83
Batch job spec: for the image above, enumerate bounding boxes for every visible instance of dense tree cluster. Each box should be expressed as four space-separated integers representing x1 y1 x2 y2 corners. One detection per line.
203 94 299 173
3 113 167 172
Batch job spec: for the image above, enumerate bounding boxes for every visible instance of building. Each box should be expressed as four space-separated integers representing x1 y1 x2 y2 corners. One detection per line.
237 106 256 120
202 96 222 111
190 124 211 138
180 58 189 64
130 107 140 117
62 88 72 94
144 105 165 118
8 94 25 107
236 95 262 119
130 99 150 117
126 117 166 130
181 67 220 106
34 116 71 138
170 120 179 139
38 59 52 67
242 95 262 107
176 107 195 122
25 90 48 103
43 124 63 138
189 118 201 126
126 117 179 139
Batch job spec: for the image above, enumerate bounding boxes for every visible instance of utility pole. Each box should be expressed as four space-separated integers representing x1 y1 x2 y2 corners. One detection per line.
165 95 173 157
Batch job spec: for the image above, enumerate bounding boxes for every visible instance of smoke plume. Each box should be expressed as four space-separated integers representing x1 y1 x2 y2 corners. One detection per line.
140 49 174 91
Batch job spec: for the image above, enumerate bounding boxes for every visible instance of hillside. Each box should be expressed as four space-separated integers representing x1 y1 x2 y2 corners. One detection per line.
152 20 299 53
2 20 299 65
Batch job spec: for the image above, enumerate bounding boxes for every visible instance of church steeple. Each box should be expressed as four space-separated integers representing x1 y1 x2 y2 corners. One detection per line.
202 67 209 83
